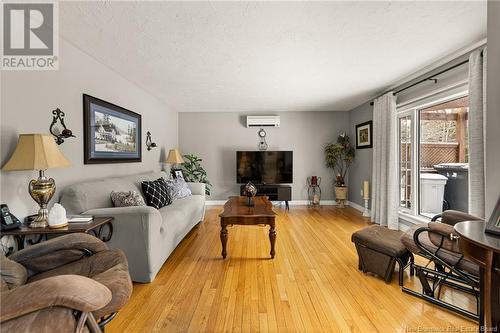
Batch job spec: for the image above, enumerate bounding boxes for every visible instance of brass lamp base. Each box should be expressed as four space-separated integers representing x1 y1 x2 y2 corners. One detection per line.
29 211 50 228
28 170 56 229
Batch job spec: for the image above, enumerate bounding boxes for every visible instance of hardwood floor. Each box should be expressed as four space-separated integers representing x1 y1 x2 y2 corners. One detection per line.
108 205 476 333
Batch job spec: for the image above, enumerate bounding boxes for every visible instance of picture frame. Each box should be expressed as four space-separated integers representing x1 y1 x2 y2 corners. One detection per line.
355 121 373 149
83 94 141 164
172 169 185 181
485 197 500 236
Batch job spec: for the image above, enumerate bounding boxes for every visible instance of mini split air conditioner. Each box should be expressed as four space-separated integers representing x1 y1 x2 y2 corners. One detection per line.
246 116 280 128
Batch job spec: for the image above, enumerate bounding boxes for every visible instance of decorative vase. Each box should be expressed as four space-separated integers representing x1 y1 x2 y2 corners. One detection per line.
307 176 322 207
243 181 257 207
334 186 348 208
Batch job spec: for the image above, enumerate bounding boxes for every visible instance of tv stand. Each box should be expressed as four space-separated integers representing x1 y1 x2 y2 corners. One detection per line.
240 184 291 210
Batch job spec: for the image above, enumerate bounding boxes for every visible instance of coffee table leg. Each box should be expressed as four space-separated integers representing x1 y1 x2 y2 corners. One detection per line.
269 223 276 258
220 221 228 259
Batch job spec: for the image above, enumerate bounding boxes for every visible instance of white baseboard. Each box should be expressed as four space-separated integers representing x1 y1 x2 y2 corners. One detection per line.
347 201 367 213
206 199 365 208
288 200 337 206
205 200 337 206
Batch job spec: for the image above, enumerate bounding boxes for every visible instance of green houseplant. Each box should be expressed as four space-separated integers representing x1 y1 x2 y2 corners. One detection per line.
181 154 212 196
324 133 355 207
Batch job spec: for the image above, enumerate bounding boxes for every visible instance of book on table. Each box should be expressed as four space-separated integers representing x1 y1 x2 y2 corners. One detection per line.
67 215 94 223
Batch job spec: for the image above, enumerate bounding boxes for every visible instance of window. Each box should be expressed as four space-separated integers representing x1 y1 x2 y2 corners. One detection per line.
399 114 413 211
398 93 470 220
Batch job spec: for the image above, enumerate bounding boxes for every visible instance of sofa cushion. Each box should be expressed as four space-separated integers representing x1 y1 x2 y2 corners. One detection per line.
159 195 205 239
141 178 172 209
111 190 146 207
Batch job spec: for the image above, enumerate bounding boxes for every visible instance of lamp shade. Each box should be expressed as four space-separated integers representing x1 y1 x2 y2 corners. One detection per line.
165 149 184 164
2 134 71 171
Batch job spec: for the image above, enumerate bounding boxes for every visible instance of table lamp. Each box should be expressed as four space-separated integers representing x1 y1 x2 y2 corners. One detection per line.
2 134 71 228
164 149 184 177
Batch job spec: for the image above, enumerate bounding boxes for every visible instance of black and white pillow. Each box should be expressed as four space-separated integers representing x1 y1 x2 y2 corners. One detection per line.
141 178 172 209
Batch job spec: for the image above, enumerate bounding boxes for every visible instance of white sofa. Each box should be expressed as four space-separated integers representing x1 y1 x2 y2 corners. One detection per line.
59 171 205 282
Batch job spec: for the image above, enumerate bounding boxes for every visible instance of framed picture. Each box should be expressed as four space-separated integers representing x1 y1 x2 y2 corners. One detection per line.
83 94 141 164
356 121 373 149
172 169 185 180
485 197 500 236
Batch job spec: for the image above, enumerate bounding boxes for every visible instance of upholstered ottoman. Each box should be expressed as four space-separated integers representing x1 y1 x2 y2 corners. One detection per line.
351 225 414 285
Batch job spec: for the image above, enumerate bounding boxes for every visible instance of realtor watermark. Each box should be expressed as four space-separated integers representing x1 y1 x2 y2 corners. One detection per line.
1 1 58 70
405 326 498 332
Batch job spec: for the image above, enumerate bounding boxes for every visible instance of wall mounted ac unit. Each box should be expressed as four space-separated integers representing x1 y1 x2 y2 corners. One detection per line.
246 115 280 128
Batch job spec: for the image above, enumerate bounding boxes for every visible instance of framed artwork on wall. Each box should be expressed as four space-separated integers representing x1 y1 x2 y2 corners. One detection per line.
83 94 141 164
355 120 373 149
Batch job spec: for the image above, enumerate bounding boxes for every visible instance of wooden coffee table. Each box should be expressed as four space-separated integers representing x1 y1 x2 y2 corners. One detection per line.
219 196 277 259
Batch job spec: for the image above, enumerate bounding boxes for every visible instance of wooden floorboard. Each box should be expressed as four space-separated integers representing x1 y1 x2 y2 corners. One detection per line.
108 206 477 332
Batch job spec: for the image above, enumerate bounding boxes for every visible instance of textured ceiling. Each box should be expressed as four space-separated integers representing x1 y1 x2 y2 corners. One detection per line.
60 1 486 112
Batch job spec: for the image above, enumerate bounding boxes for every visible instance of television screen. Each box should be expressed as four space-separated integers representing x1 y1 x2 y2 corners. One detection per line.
236 151 293 184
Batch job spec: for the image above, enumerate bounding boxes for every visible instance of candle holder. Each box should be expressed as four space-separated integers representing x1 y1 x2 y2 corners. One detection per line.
307 176 322 207
363 198 370 217
146 131 157 151
49 108 75 145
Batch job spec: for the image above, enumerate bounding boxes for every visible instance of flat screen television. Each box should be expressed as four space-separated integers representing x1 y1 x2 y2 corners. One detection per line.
236 151 293 184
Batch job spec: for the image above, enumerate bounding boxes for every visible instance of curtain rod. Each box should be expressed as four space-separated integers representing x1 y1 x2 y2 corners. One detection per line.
369 50 483 106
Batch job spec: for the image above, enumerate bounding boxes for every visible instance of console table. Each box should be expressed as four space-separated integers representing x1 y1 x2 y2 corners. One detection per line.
0 217 114 255
454 221 500 331
240 184 291 210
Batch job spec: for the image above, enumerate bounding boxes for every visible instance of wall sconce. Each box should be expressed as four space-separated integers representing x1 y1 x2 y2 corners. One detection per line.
49 108 75 145
146 131 157 151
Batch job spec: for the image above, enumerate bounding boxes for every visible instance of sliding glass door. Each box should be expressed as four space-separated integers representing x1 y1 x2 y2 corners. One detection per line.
397 93 470 220
418 96 469 218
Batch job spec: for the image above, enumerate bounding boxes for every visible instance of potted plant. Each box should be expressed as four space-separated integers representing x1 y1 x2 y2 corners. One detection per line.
324 133 355 207
181 154 212 196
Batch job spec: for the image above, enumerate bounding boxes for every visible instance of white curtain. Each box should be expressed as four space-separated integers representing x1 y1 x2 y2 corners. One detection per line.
468 48 487 218
371 92 399 230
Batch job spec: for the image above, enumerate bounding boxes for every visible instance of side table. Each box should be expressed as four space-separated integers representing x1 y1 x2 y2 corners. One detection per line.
1 217 113 255
454 221 500 331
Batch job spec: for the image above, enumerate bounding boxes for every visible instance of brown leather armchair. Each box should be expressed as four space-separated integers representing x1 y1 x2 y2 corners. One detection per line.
0 233 132 333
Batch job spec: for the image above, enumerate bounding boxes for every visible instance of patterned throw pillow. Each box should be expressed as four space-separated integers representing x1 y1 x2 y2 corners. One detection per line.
141 178 172 209
110 190 146 207
165 178 192 200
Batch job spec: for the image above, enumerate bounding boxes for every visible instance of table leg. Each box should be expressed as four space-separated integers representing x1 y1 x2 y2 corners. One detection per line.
482 253 494 331
88 222 113 242
269 223 276 258
220 221 228 259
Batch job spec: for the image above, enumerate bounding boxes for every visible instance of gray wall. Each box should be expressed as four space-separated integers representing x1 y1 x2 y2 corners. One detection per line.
348 102 373 207
0 39 177 219
179 111 349 201
486 2 500 217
